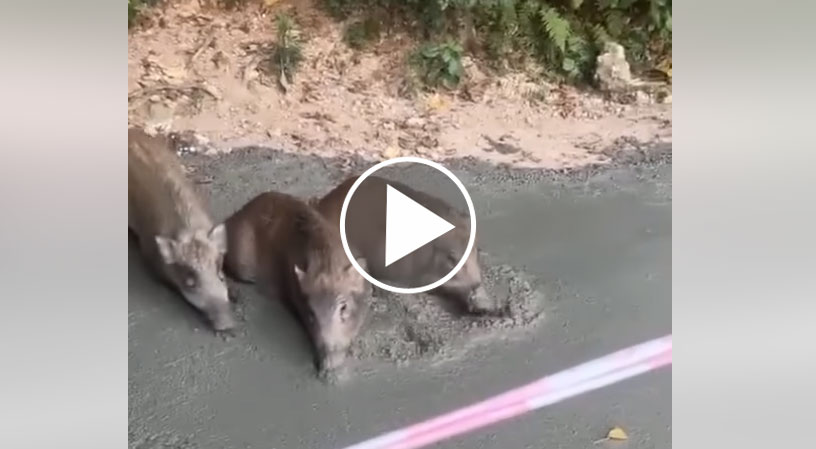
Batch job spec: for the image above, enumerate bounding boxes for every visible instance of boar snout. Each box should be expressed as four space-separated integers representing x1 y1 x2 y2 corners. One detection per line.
205 302 237 331
315 343 348 373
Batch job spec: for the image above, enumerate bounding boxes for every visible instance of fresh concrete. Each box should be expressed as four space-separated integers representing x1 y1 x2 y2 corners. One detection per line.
129 146 672 449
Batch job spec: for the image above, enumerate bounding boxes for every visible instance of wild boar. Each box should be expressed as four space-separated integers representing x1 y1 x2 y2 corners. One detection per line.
314 175 498 313
128 127 235 331
224 191 371 374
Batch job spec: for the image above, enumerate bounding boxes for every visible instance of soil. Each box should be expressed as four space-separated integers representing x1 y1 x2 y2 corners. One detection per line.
223 251 547 383
128 0 672 170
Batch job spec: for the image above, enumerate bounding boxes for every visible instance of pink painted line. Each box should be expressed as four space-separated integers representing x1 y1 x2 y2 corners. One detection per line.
338 335 672 449
393 351 672 449
399 334 672 439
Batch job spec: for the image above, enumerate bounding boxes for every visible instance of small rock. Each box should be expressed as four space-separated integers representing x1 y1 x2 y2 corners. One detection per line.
635 90 652 104
382 146 401 159
163 65 188 81
404 117 425 129
595 42 634 93
212 51 230 70
149 95 161 103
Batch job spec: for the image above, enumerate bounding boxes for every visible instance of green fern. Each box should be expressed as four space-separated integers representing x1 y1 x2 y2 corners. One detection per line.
516 0 540 41
539 5 571 53
603 9 626 37
590 23 611 46
566 34 591 69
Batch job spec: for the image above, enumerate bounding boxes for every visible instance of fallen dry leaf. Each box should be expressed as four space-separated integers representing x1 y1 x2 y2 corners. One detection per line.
163 65 188 81
381 145 400 159
425 93 448 111
607 426 628 440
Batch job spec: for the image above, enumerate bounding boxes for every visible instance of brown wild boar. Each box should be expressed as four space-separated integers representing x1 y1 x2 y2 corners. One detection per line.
314 175 499 314
128 127 235 331
223 191 371 374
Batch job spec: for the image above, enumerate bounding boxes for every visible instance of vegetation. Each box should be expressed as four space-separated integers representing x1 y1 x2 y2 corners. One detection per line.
272 13 304 86
323 0 671 83
412 41 465 89
344 17 383 49
128 0 156 28
128 0 671 89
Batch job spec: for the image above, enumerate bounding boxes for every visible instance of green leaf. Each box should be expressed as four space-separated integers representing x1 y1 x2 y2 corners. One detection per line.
422 47 439 58
539 6 571 53
448 58 462 78
562 58 576 72
591 24 611 46
604 9 626 37
570 0 585 9
596 0 616 10
650 3 661 25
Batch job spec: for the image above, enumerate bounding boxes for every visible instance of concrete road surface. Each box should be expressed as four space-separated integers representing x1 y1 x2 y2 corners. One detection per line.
128 145 672 449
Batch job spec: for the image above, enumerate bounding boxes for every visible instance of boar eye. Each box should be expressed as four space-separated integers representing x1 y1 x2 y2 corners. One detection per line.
338 302 348 320
175 265 198 289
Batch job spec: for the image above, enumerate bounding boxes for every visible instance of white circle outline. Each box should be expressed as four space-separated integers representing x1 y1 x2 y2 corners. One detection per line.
339 156 477 295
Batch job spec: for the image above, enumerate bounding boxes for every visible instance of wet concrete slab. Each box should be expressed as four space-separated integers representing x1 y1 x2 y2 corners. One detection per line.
129 146 672 449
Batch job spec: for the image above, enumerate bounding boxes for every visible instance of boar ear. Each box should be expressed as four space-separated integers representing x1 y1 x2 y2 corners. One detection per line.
294 264 306 283
337 298 350 321
209 223 227 253
155 236 176 265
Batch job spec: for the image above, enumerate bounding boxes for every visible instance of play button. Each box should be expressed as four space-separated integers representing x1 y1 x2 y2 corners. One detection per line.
334 156 477 295
385 184 456 267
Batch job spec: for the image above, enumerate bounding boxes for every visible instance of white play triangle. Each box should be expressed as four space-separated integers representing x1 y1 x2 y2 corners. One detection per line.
384 184 456 267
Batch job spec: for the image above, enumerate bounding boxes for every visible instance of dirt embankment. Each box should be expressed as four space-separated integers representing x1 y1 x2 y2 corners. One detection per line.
128 0 672 170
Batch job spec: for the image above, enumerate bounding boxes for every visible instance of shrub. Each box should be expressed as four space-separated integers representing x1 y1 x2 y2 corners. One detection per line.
128 0 158 28
323 0 672 83
412 41 465 89
273 13 304 86
344 17 383 49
